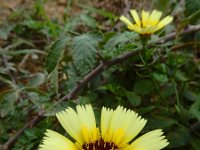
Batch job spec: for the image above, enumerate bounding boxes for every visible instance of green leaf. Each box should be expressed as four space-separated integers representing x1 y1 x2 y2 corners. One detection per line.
175 70 188 81
191 137 200 150
133 80 154 95
185 0 200 17
147 115 177 129
71 33 102 75
0 90 19 117
138 106 156 115
4 38 35 50
49 66 58 94
183 90 196 101
26 72 46 87
167 125 191 148
45 101 76 116
126 91 141 106
167 52 191 66
78 96 91 105
0 72 15 88
0 24 14 40
78 4 116 19
152 72 168 83
181 9 200 26
104 31 137 51
161 84 175 98
46 36 70 73
189 95 200 121
26 91 49 109
153 0 171 12
65 64 82 89
103 32 138 58
80 14 96 28
24 130 38 140
178 106 192 123
0 49 45 56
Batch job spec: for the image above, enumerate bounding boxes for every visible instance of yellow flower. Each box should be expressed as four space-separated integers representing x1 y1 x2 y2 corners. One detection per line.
39 104 169 150
120 9 173 35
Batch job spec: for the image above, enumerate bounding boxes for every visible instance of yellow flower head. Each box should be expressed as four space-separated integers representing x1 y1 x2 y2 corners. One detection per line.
39 104 169 150
120 9 173 35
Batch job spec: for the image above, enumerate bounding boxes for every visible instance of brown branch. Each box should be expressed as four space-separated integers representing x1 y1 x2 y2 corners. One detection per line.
155 24 200 44
58 50 139 102
2 24 200 150
171 41 200 51
2 111 44 150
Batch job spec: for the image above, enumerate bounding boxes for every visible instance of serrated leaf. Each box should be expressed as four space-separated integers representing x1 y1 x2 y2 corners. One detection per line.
103 31 138 58
45 101 76 116
71 33 102 75
0 27 10 40
46 36 70 73
26 91 49 109
0 24 14 40
0 90 19 117
104 31 137 51
66 64 82 89
49 66 58 94
80 14 96 28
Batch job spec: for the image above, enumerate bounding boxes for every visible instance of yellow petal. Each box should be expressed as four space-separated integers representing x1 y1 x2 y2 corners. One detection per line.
157 16 173 30
119 15 134 27
148 10 162 26
101 107 114 142
125 129 169 150
56 107 83 143
142 10 150 27
56 104 98 145
130 9 141 27
141 26 158 34
128 24 142 34
101 106 147 147
39 129 77 150
77 105 96 130
120 9 173 35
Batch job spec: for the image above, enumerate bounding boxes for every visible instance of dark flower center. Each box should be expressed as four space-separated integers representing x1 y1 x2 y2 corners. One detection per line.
82 138 118 150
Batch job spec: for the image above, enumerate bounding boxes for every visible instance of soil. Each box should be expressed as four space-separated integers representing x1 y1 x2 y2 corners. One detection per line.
0 0 152 21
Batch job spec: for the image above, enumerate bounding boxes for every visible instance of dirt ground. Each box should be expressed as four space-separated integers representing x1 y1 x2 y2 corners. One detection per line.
0 0 152 21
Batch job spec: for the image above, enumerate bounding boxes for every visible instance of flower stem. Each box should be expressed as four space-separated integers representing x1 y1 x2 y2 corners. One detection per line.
139 35 164 101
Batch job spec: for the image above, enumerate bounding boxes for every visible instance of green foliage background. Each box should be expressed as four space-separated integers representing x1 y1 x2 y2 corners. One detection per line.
0 0 200 149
